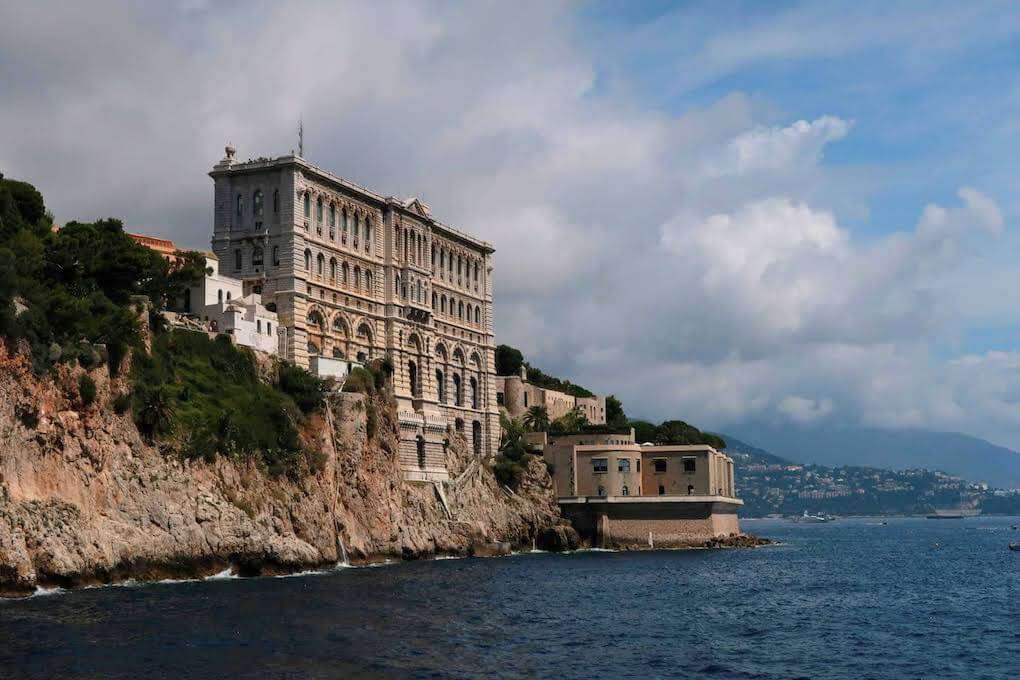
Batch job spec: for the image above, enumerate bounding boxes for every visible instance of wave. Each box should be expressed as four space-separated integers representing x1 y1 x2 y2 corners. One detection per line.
30 585 67 598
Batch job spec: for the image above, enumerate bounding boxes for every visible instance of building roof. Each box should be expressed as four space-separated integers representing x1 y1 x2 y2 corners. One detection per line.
209 151 495 254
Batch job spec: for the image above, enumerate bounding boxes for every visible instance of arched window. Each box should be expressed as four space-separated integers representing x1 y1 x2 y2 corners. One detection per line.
441 296 447 314
353 266 361 289
597 485 606 497
343 262 349 285
364 218 371 250
316 197 323 222
408 361 418 397
436 369 445 403
342 209 348 233
252 246 264 266
226 291 231 301
303 193 310 219
304 249 311 271
622 486 629 496
329 203 336 227
432 292 438 309
475 306 481 324
273 189 279 212
272 245 280 266
253 189 264 216
688 484 695 496
431 243 437 268
395 275 400 294
317 253 324 276
308 342 319 355
453 373 462 406
329 258 337 280
353 214 360 246
440 249 446 272
416 280 422 303
365 270 372 291
458 301 464 319
217 289 223 304
470 376 478 409
236 193 243 216
474 261 479 281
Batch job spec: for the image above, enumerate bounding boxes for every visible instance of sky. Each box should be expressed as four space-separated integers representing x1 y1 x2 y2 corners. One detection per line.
4 1 1020 447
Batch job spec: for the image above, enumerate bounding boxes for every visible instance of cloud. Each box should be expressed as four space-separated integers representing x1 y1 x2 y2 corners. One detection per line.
2 1 1020 449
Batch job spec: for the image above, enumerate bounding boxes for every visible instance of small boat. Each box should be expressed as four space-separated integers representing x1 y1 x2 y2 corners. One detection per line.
1010 543 1020 552
793 510 829 523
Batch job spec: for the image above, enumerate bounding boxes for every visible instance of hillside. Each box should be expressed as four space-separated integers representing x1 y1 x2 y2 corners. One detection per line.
723 435 1020 517
725 424 1020 489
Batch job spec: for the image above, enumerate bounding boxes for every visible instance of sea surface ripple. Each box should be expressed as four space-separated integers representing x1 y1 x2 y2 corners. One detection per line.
2 516 1018 679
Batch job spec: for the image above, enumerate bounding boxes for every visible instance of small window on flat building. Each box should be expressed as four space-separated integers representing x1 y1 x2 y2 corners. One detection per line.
683 458 696 473
592 458 608 473
654 459 667 473
621 485 629 496
496 392 504 406
618 459 630 473
658 485 665 496
597 485 606 497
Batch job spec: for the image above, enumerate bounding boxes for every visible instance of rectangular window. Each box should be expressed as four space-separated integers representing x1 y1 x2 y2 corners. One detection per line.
637 459 641 472
234 249 242 270
592 458 608 474
618 459 630 473
496 392 504 405
654 459 667 473
683 457 696 473
267 322 272 335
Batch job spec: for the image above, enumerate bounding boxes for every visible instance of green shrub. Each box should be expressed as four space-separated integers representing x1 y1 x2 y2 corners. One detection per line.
130 329 314 478
342 367 376 395
277 363 324 413
494 454 532 489
77 374 97 407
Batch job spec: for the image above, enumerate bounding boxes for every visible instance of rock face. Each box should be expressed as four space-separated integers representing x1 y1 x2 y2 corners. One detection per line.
0 345 565 596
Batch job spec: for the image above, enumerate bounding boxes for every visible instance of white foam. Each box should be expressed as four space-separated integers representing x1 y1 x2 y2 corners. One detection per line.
205 568 238 581
30 585 67 598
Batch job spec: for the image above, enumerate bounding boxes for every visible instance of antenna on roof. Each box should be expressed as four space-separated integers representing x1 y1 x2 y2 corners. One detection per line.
298 116 304 158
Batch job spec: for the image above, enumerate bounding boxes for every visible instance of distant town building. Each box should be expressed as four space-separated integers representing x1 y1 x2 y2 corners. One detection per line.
530 428 742 547
495 367 606 425
206 145 499 480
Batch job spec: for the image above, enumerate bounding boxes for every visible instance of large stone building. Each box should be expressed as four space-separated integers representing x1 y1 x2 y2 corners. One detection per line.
207 145 498 481
495 368 606 425
532 429 742 547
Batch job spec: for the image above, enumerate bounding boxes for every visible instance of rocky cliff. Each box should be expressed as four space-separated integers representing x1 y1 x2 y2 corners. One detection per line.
0 344 573 597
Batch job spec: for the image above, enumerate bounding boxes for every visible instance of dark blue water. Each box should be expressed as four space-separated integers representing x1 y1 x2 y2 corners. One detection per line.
2 517 1018 679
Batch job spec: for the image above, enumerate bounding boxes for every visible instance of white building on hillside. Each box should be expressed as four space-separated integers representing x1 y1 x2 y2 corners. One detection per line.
179 253 283 355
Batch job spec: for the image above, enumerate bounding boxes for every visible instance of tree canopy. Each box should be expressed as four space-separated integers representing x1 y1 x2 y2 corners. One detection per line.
0 174 205 373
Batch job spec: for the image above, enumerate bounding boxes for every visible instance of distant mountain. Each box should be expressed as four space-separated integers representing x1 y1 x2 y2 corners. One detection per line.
723 424 1020 489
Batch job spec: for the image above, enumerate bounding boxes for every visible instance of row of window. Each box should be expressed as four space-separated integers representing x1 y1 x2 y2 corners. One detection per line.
236 189 279 219
407 362 481 409
431 290 482 325
430 241 481 291
305 250 374 291
592 458 696 473
304 193 373 253
594 484 696 497
234 245 278 271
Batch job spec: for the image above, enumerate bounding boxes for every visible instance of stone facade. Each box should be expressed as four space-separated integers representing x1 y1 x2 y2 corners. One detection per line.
495 370 606 425
207 146 499 480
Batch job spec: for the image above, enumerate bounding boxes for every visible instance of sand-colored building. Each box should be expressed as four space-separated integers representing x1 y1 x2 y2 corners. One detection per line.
206 145 499 481
495 367 606 425
533 429 741 547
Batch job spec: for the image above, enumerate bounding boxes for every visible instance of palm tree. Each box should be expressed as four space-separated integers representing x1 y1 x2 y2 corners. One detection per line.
523 405 550 432
499 413 529 461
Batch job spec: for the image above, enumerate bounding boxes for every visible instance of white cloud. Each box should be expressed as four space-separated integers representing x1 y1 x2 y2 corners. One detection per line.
2 1 1020 448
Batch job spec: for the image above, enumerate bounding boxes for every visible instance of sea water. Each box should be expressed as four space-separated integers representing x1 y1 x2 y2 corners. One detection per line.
1 516 1018 678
